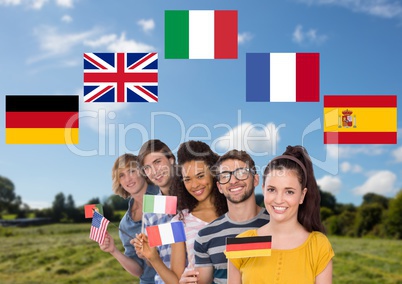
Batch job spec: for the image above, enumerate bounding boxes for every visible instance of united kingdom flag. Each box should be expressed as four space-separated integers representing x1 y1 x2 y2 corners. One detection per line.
83 52 158 103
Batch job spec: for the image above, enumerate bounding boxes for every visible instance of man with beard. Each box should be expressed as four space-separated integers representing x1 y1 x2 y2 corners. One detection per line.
179 150 270 284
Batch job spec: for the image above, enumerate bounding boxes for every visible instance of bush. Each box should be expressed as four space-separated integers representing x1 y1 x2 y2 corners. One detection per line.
355 203 383 237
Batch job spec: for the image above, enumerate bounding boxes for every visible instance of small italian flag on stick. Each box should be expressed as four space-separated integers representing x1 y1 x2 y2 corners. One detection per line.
143 195 177 215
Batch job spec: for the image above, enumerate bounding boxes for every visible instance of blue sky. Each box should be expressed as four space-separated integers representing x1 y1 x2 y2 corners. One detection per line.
0 0 401 209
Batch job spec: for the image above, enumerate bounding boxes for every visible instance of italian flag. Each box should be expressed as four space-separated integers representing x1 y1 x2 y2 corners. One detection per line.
165 10 238 59
143 195 177 215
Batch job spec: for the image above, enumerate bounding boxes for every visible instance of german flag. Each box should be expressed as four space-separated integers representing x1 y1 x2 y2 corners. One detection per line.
324 95 397 144
225 235 272 259
5 95 79 144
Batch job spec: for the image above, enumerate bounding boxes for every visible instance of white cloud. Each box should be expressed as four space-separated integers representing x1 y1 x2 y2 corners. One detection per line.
213 122 281 156
77 89 129 135
30 0 47 9
84 34 118 48
0 0 48 9
392 146 402 163
340 161 351 172
56 0 73 8
327 145 385 159
238 32 253 44
353 170 397 195
340 161 363 173
61 59 80 67
105 32 155 52
1 0 73 9
29 27 155 64
61 14 73 23
28 26 99 63
317 175 342 194
292 24 327 45
0 0 21 5
84 34 117 48
298 0 402 19
137 19 155 33
84 32 155 52
328 145 386 158
327 145 339 159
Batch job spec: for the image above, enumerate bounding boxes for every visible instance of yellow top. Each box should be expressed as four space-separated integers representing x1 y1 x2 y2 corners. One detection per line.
229 230 334 284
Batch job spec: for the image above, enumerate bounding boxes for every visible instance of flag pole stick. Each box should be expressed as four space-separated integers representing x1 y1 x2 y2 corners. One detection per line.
188 253 195 270
108 221 135 239
141 212 145 234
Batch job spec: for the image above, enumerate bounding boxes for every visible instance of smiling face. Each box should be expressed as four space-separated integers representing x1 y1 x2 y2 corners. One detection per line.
217 159 258 204
142 152 174 192
263 169 307 223
118 166 147 197
181 160 214 203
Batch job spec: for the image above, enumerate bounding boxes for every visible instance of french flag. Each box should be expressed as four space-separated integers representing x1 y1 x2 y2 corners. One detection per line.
146 222 186 247
246 53 320 102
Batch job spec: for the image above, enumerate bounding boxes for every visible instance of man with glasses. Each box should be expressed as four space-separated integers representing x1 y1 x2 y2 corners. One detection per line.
179 150 270 284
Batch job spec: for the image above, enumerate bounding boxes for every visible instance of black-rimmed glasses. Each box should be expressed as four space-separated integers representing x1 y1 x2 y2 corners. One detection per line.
216 168 254 184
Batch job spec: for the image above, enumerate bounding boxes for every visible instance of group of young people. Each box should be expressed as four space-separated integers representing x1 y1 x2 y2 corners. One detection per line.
98 139 334 284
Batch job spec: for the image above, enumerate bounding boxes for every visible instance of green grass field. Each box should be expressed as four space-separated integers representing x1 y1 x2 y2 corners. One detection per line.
0 224 401 283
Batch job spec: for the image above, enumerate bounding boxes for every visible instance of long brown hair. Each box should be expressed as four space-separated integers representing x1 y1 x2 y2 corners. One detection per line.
263 145 325 233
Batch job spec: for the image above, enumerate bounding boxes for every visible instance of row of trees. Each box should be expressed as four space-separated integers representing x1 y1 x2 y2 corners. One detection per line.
320 191 402 239
1 175 402 239
0 176 125 223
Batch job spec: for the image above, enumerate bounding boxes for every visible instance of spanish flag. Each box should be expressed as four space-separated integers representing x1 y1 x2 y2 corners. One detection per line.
225 236 272 259
323 95 397 144
5 95 79 144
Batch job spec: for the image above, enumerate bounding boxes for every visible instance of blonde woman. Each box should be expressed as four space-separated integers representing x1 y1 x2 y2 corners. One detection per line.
99 153 158 284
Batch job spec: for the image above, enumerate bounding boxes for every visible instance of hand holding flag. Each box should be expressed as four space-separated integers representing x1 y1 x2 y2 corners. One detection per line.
99 232 115 253
131 233 159 261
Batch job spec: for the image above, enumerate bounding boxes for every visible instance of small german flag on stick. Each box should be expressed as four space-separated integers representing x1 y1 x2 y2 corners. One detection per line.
225 236 272 259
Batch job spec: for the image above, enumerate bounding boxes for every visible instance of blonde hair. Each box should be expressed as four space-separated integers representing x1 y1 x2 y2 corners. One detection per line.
111 153 141 199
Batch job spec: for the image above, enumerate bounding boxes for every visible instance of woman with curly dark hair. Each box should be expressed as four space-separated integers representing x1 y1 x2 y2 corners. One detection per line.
134 140 228 284
173 140 228 220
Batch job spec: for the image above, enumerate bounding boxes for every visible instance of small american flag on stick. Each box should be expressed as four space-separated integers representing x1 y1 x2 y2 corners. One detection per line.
89 211 110 244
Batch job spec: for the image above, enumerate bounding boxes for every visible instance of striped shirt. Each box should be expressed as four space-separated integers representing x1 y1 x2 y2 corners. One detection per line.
144 192 174 284
171 209 209 270
194 208 270 284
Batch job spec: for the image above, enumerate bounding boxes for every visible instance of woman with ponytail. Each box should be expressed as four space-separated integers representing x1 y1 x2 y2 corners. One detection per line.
228 145 334 284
